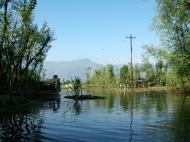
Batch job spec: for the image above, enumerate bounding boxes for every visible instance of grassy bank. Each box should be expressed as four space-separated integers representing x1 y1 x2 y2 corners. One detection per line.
83 86 188 94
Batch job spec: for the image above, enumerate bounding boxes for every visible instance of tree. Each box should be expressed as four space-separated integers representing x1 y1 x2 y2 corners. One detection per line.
154 0 190 88
140 57 156 86
144 63 156 84
71 77 82 96
85 67 91 86
119 65 128 85
142 44 170 86
105 64 115 84
133 64 140 81
155 60 166 86
166 68 181 88
0 0 54 95
84 64 115 87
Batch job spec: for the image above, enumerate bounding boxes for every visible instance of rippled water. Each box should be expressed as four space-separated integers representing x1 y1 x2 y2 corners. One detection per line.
0 90 190 142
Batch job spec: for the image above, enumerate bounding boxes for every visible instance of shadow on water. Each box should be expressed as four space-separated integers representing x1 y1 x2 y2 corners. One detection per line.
0 106 42 141
174 94 190 142
0 95 61 141
73 100 82 116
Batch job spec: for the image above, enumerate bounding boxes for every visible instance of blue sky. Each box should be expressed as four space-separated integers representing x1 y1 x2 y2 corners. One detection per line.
34 0 159 65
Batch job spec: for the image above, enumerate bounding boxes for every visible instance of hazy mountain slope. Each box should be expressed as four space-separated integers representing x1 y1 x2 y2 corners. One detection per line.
44 59 103 81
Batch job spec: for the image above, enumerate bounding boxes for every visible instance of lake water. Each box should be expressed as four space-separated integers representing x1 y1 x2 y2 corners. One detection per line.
0 90 190 142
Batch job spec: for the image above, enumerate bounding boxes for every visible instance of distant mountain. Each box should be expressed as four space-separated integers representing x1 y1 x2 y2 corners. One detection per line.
43 59 104 81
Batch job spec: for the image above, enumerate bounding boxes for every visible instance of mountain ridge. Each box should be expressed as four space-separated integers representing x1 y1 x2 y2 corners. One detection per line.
43 58 104 81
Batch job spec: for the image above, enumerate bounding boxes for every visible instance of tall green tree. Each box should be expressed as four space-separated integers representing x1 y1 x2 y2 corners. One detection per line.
140 57 156 86
142 44 170 86
119 65 128 85
105 64 114 84
0 0 54 94
154 0 190 88
155 60 166 86
85 64 115 87
133 64 140 81
85 67 91 85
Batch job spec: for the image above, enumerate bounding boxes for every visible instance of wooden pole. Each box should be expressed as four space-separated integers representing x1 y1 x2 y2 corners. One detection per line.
126 34 135 93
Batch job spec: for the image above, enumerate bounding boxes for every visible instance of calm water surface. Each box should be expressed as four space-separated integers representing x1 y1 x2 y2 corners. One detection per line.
0 90 190 142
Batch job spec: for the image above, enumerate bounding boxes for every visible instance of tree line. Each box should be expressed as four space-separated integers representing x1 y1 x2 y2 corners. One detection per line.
0 0 53 95
84 45 185 89
84 59 168 88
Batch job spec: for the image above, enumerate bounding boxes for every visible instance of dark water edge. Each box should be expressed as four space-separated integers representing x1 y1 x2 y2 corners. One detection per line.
0 90 190 142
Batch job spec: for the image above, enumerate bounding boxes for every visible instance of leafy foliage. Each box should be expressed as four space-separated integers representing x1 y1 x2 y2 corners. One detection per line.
0 0 54 95
119 65 128 85
71 77 82 96
154 0 190 88
84 64 115 87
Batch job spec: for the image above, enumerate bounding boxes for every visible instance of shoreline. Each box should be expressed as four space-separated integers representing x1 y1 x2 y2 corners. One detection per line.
84 86 189 95
0 86 189 107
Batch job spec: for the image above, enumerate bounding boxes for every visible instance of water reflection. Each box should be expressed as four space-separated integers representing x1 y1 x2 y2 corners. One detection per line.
87 89 190 142
0 95 61 141
73 101 82 115
0 107 42 141
0 91 190 141
128 92 134 142
174 95 190 141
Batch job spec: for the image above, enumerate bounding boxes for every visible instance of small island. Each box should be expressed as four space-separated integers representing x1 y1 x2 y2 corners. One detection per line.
63 77 105 100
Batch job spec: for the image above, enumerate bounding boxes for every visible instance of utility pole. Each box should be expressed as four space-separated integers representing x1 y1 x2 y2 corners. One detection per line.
126 34 135 93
